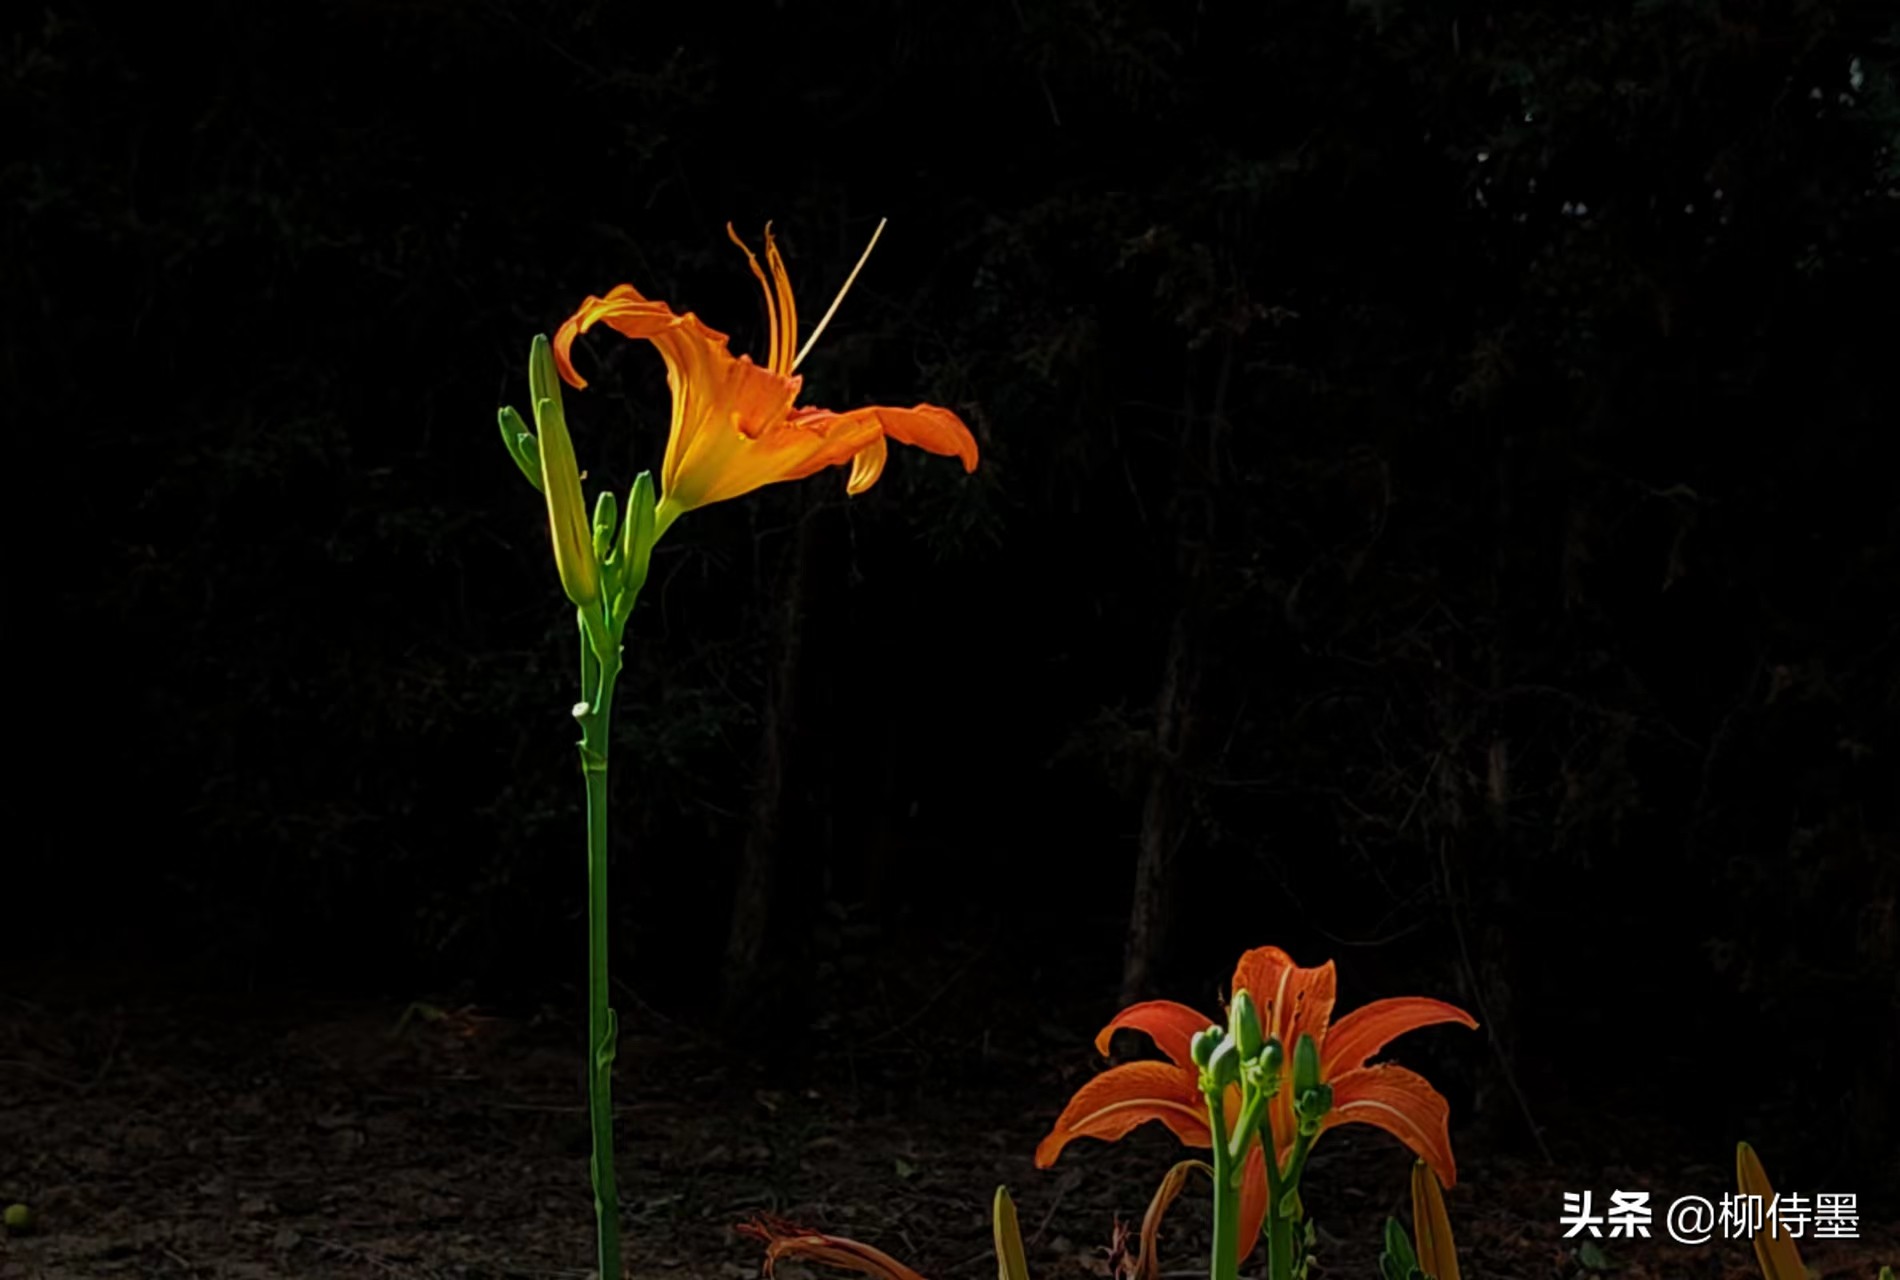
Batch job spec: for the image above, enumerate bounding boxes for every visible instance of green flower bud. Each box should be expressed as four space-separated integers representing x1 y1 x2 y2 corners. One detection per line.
1190 1026 1224 1069
1207 1036 1241 1090
1381 1217 1421 1280
497 405 544 492
1292 1032 1322 1096
994 1186 1030 1280
1259 1035 1285 1075
1294 1083 1334 1135
1229 991 1263 1060
528 326 560 407
592 489 620 562
614 470 659 621
529 335 600 610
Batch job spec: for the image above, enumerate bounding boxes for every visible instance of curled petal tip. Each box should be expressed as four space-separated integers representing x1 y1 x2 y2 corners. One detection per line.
552 318 589 390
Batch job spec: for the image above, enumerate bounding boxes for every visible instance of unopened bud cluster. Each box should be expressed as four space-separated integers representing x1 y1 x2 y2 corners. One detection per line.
498 335 662 647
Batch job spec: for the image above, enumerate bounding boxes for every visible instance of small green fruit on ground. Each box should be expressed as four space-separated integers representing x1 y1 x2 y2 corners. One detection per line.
4 1203 32 1232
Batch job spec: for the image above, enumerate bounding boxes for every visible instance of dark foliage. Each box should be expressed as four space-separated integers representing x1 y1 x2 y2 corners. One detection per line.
6 0 1896 1183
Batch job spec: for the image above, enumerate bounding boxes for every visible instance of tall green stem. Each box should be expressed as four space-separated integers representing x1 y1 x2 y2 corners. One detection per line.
1207 1093 1239 1280
577 607 622 1280
1265 1183 1295 1280
1262 1132 1314 1280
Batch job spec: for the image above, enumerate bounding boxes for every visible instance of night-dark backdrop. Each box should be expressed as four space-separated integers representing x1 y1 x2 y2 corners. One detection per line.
7 0 1897 1218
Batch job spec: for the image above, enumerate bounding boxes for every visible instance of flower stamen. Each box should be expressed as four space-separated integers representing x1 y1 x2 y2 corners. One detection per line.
763 224 799 374
726 223 783 374
792 217 887 372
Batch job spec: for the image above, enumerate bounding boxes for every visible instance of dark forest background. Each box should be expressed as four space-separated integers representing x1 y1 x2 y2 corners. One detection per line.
5 0 1897 1191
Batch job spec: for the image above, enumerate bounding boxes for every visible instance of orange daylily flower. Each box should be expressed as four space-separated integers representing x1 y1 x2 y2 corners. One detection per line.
1035 946 1476 1261
553 222 978 530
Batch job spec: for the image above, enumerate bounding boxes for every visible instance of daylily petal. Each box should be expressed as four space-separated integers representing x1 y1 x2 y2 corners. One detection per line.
661 387 866 511
1230 947 1337 1050
791 403 979 495
1325 1064 1459 1187
1322 998 1478 1077
871 404 981 472
1236 1140 1270 1265
553 284 740 393
1035 1061 1211 1168
846 434 888 496
1092 1000 1217 1067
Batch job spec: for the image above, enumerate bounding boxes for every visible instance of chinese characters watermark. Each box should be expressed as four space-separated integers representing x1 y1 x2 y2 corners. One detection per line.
1560 1190 1860 1245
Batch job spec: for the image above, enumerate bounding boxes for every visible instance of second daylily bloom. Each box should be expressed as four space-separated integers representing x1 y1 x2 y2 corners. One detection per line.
1035 946 1476 1260
554 222 978 531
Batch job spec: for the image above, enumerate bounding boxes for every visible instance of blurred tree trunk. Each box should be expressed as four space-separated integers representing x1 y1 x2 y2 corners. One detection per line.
722 499 836 1060
1122 338 1230 1005
1450 416 1552 1162
1123 605 1201 1003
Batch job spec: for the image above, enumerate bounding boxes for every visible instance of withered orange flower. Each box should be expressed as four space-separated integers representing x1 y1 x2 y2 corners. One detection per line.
553 222 978 530
740 1217 932 1280
741 1186 1035 1280
1035 946 1476 1261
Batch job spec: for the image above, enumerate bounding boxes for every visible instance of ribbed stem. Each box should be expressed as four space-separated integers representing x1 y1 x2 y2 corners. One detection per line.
1207 1092 1239 1280
577 608 622 1280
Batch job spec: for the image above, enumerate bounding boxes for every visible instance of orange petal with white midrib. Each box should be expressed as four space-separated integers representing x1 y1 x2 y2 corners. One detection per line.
1324 1063 1460 1187
1034 1060 1212 1168
1092 1000 1215 1067
1322 998 1479 1077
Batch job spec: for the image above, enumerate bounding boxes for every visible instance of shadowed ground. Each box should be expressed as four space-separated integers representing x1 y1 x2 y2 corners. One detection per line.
6 989 1889 1280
